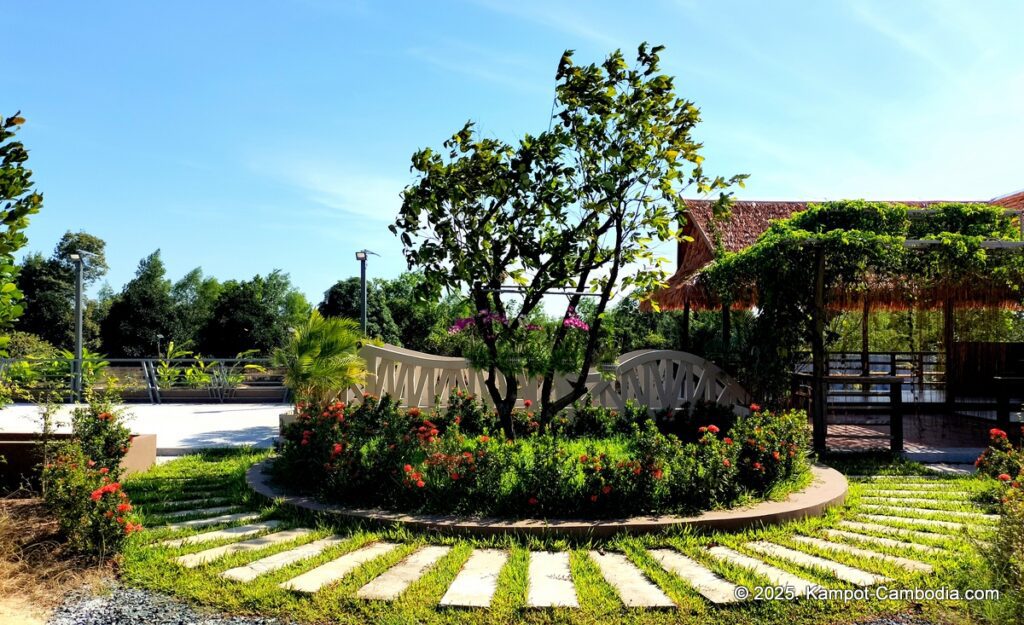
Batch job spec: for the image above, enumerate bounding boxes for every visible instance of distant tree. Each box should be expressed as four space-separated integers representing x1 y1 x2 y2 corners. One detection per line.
199 271 310 356
378 272 466 352
15 231 108 349
171 267 222 347
99 251 175 357
0 113 44 355
318 277 400 344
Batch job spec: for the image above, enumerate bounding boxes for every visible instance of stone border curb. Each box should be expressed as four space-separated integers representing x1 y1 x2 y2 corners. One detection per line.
247 460 847 537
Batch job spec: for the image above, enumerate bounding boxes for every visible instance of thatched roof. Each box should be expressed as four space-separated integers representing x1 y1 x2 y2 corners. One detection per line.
650 194 1024 312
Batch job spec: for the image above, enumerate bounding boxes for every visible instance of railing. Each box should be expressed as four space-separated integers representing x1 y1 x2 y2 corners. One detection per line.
347 344 750 413
0 357 287 404
795 351 945 403
794 372 905 453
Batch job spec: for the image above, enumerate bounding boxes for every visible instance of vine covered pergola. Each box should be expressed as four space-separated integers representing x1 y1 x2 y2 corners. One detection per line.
654 200 1024 452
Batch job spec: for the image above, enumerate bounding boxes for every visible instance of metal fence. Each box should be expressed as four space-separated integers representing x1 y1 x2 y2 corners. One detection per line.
0 357 288 404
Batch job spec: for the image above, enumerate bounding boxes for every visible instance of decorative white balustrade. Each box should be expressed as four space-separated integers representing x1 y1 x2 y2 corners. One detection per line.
344 344 749 414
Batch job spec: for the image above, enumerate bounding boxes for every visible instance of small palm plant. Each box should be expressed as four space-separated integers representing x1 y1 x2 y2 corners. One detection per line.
273 311 367 405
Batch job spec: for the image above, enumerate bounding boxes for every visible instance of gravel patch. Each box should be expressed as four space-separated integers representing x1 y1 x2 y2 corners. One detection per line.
47 585 291 625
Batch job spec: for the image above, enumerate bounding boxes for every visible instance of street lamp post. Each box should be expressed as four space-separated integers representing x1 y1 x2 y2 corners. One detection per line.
69 250 97 402
354 250 378 335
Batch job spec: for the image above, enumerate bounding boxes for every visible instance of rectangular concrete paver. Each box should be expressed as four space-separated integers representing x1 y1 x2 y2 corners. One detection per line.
860 496 979 509
163 512 259 531
146 497 232 510
791 536 933 573
160 521 283 548
589 551 674 608
861 514 967 531
160 506 238 520
838 520 958 543
438 549 507 608
222 535 350 582
175 528 313 568
649 549 741 604
821 529 942 554
527 551 579 608
356 545 451 601
860 504 998 521
706 546 820 597
280 542 399 594
862 489 971 499
748 541 887 586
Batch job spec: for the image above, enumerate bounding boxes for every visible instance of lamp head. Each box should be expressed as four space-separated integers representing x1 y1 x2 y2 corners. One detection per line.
69 253 81 262
355 251 367 261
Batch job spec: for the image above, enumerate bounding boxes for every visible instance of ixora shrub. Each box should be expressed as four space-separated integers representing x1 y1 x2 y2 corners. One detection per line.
984 463 1024 623
974 427 1024 480
41 395 142 557
274 392 809 518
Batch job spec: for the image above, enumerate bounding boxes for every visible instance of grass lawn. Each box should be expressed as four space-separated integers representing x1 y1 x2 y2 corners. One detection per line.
119 448 1005 625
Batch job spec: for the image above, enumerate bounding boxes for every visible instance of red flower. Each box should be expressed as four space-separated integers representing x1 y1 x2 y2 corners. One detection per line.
652 468 663 480
87 460 96 468
528 497 539 506
104 510 114 519
698 426 707 434
723 459 731 467
416 480 425 488
723 437 733 445
589 495 598 502
450 473 460 480
753 462 763 470
97 412 112 421
990 428 1008 439
580 454 588 462
117 503 132 513
478 435 490 443
602 485 612 495
99 467 109 475
749 403 761 412
404 464 413 473
999 473 1012 481
523 399 532 408
409 407 421 418
772 451 781 461
707 424 720 434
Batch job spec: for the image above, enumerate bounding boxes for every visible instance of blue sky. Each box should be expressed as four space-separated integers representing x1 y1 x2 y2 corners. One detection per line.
7 0 1023 303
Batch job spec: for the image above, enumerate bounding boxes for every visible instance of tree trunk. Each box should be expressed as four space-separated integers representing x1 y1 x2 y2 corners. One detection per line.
810 247 828 455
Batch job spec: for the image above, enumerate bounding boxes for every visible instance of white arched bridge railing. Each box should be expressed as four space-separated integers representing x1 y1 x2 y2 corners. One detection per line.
345 344 750 414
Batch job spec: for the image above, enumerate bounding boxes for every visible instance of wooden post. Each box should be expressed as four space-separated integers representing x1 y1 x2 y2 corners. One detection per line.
681 298 691 351
943 299 955 407
811 247 828 455
861 299 870 377
889 379 904 453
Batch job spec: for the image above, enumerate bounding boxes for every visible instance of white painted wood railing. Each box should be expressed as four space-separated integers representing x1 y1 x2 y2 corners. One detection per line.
344 344 749 414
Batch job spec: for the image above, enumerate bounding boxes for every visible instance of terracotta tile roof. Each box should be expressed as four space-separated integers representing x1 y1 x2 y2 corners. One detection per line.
992 189 1024 210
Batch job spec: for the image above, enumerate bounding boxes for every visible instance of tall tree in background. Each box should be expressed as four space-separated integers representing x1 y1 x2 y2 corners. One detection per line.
0 113 43 355
171 267 222 347
318 277 400 344
16 231 107 349
393 45 743 435
200 271 310 356
100 250 175 356
379 272 469 354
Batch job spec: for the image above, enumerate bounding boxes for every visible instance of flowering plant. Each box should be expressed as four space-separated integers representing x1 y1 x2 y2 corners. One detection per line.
975 427 1024 479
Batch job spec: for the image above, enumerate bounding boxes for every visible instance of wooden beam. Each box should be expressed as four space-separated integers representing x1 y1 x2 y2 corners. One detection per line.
811 247 828 455
943 299 955 407
861 299 870 377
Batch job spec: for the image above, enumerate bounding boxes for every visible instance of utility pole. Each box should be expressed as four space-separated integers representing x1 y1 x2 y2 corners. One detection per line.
354 250 378 335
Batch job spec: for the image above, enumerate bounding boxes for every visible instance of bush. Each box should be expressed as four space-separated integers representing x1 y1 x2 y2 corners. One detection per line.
274 391 810 518
41 394 141 557
984 470 1024 623
974 427 1024 480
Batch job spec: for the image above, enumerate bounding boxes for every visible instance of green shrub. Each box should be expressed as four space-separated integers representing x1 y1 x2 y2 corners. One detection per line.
41 393 140 558
275 392 810 518
984 471 1024 623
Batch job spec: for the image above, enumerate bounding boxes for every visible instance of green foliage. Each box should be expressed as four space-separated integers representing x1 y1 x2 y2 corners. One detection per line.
170 267 222 348
986 476 1024 624
100 250 175 357
392 45 743 434
975 427 1024 479
703 200 1024 400
319 276 401 343
200 270 310 356
0 113 43 357
274 393 808 517
41 392 140 558
273 310 367 404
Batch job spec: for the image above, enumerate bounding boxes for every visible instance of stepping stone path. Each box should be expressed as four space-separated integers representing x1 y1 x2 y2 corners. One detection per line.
859 504 998 521
589 551 675 608
747 541 888 586
706 546 820 596
861 495 979 508
161 521 283 548
861 514 967 531
223 535 350 582
159 505 238 520
838 520 956 544
357 545 452 600
281 542 400 594
527 551 579 608
862 489 971 499
790 536 933 573
175 529 313 568
820 528 942 554
146 497 233 510
163 512 260 531
439 549 508 608
649 549 740 604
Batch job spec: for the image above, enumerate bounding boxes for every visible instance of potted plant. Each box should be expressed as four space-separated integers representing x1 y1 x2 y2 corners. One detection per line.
272 311 367 431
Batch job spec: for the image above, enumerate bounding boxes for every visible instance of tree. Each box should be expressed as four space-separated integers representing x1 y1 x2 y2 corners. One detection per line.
379 272 471 354
171 267 222 347
392 44 743 436
99 251 175 356
318 277 400 344
0 113 43 355
199 271 310 356
16 231 108 349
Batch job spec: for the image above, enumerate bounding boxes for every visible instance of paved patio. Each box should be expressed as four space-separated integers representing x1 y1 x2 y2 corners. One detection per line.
0 403 287 454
